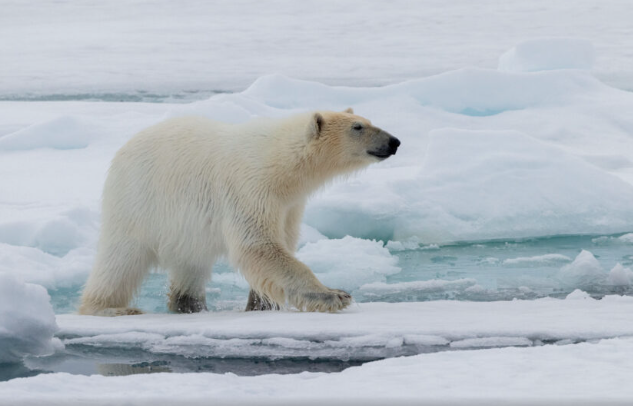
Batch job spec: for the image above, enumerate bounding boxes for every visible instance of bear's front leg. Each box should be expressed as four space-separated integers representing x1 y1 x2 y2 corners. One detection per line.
231 238 352 312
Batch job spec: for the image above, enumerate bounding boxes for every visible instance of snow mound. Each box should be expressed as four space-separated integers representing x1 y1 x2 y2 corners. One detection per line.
245 68 603 116
499 38 595 72
307 129 633 242
0 207 99 256
0 273 59 364
0 116 101 151
565 289 594 300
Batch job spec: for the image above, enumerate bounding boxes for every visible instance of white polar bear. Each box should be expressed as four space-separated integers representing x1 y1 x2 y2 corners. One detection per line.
79 109 400 316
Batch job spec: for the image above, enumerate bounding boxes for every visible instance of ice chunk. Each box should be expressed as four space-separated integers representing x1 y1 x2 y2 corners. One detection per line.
403 335 449 346
559 251 606 289
619 233 633 244
607 264 633 286
359 279 476 295
503 254 572 266
297 224 327 247
296 236 400 291
499 38 595 72
0 274 59 363
450 337 532 349
0 244 94 289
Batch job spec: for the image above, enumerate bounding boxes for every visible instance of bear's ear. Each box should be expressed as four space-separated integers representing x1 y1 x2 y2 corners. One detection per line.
308 112 324 140
343 107 354 114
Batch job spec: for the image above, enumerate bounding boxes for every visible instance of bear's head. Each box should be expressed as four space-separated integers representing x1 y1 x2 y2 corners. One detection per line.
306 108 400 173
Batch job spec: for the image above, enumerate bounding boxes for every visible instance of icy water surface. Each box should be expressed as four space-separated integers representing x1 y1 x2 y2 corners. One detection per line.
48 233 633 314
2 233 631 382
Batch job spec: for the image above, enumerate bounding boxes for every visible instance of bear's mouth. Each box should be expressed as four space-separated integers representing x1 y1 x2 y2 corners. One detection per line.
367 151 392 159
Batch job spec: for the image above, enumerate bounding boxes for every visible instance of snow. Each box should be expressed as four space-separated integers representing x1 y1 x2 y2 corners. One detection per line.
2 0 633 95
498 38 595 72
0 274 59 364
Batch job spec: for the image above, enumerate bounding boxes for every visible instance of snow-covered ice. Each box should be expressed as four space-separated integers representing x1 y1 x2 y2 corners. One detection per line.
47 297 633 360
3 297 633 404
3 0 633 95
498 38 595 72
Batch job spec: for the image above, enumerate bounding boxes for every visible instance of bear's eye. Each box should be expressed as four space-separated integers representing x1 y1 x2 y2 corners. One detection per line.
352 123 363 131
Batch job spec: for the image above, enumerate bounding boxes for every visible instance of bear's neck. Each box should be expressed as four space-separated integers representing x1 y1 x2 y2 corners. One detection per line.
266 143 350 202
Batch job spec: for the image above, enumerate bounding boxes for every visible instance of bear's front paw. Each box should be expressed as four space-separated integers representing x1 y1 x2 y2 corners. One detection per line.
292 288 352 312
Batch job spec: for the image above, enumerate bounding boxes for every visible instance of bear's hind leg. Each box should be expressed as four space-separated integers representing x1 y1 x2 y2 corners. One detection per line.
80 238 154 316
168 265 210 313
245 289 280 311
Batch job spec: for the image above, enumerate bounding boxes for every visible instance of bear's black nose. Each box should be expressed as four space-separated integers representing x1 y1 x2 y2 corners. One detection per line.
389 136 401 155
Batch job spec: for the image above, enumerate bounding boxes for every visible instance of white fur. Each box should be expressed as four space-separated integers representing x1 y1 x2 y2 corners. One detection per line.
80 111 386 316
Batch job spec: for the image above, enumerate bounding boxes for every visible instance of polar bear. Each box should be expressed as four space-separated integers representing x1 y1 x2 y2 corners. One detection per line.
79 109 400 316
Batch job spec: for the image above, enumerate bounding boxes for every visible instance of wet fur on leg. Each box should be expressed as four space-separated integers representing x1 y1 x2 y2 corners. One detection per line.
169 294 207 313
245 289 280 311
